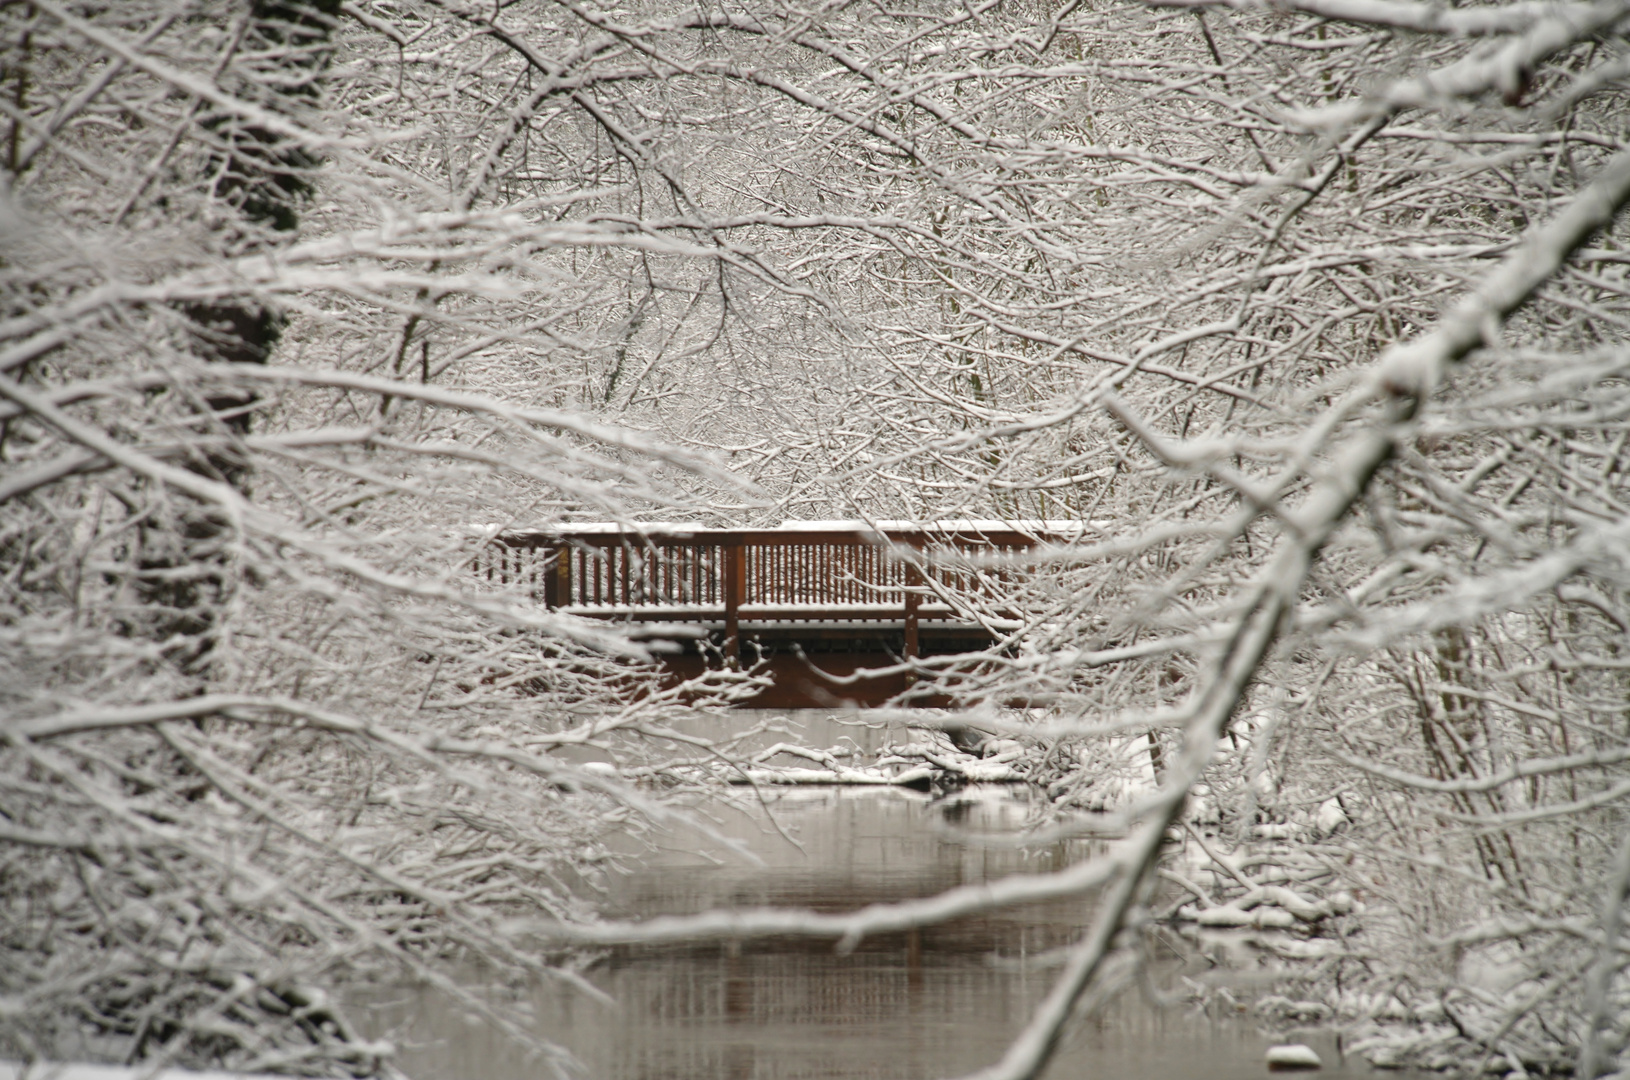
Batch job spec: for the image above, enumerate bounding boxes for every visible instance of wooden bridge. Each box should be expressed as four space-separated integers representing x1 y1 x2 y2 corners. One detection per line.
474 521 1076 707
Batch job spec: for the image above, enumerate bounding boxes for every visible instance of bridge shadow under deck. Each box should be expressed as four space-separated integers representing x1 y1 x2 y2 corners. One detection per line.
645 621 1000 709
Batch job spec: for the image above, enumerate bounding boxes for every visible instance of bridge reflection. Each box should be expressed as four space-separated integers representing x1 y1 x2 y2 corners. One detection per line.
367 787 1281 1080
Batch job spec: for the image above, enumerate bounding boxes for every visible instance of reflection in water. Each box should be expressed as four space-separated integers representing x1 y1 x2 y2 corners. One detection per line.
365 784 1384 1080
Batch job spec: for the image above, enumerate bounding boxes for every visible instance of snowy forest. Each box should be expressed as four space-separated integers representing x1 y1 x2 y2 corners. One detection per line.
2 0 1629 1078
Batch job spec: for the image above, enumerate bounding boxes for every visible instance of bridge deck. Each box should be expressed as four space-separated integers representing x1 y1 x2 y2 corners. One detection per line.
474 521 1080 706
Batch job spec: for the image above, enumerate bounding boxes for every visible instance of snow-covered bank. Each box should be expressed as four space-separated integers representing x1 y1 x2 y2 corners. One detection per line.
0 1066 301 1080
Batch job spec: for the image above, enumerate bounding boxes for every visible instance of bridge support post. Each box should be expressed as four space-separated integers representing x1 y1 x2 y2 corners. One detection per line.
544 545 567 609
903 562 920 665
724 541 743 665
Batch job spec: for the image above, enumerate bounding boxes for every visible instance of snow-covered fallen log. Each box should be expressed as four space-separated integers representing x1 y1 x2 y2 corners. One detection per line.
726 765 936 787
721 734 1030 787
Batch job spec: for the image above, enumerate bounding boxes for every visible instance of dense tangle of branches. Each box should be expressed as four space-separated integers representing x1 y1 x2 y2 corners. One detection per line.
2 0 1628 1077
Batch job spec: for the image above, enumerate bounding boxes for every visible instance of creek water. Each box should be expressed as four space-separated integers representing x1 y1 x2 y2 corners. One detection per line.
366 714 1395 1080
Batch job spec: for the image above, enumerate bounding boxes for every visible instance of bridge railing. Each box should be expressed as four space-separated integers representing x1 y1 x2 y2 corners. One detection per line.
473 522 1078 657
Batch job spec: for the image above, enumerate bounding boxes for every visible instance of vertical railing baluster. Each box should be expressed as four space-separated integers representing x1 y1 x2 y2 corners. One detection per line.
904 557 920 663
724 541 742 663
867 546 878 608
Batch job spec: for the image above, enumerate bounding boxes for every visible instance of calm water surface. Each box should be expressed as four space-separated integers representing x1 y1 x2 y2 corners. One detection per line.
367 714 1396 1080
